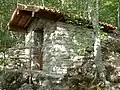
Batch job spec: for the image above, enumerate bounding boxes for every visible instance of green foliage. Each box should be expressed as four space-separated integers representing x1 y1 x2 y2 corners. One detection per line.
1 71 23 90
100 32 108 40
0 0 119 89
100 0 117 25
0 0 118 50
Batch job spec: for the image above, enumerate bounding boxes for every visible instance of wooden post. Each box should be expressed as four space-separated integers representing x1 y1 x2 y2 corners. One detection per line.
34 30 44 70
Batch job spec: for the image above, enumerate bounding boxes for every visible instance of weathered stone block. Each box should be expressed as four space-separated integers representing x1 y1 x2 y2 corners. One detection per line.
25 18 93 78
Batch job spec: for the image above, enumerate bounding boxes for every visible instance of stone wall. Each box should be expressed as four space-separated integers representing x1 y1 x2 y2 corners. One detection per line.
43 21 93 77
25 18 93 77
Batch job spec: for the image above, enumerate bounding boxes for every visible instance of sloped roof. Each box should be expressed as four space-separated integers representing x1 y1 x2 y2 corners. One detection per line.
8 4 116 33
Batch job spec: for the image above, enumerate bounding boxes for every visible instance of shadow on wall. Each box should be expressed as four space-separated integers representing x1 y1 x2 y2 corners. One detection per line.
43 21 93 76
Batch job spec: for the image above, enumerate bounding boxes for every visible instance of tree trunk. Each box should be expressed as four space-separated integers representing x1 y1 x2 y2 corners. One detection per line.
118 0 120 30
91 0 106 82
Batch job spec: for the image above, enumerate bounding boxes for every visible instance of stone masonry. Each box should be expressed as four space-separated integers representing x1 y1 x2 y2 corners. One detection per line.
25 18 93 78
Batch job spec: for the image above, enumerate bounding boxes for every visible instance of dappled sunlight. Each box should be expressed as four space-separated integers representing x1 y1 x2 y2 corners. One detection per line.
0 0 119 89
43 22 77 75
53 44 66 52
104 1 112 6
72 27 93 55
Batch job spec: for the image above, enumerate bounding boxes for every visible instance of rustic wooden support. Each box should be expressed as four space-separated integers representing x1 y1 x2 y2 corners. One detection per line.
34 30 44 70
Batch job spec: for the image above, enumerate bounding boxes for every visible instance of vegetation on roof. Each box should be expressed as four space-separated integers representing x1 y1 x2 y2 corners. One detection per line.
0 0 120 90
0 0 117 49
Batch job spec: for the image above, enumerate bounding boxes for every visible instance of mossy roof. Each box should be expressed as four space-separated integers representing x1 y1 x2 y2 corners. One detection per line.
8 3 116 33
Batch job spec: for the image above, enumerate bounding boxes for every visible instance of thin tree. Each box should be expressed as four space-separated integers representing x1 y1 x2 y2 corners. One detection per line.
91 0 106 83
118 0 120 30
